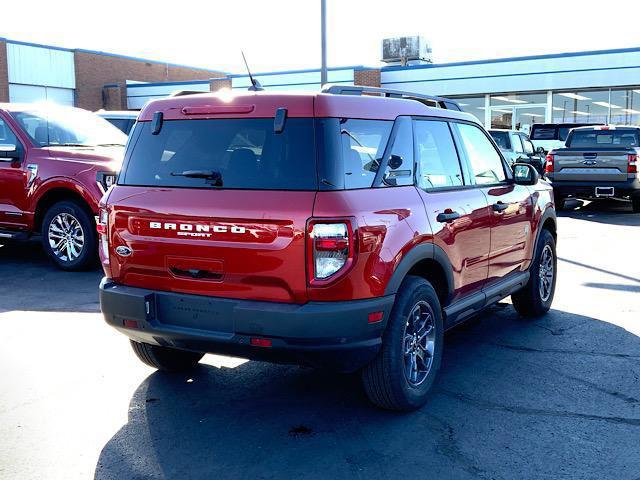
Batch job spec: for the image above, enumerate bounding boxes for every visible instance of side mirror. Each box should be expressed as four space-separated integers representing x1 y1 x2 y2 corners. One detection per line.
513 163 539 186
0 144 18 162
535 146 546 155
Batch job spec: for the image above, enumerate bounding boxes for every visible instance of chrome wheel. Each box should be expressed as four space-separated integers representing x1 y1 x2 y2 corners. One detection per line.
48 213 85 263
538 244 554 302
403 301 436 386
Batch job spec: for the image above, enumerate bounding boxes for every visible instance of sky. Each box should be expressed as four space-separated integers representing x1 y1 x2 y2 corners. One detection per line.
3 0 640 75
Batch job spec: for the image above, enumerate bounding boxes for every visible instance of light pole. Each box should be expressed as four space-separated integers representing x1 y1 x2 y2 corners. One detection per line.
320 0 327 86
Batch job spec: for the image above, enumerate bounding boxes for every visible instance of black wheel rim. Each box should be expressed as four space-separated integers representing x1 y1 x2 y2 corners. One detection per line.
403 301 436 386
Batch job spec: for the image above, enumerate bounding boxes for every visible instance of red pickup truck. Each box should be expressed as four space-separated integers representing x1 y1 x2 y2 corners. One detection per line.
0 104 126 270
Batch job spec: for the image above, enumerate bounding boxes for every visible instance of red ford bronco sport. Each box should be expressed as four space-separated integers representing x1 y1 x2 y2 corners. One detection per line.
0 104 126 270
99 86 557 410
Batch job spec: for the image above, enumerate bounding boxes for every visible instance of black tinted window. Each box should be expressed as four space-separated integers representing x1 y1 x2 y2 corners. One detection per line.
530 126 557 140
340 119 392 189
107 118 134 134
414 120 464 190
568 130 639 148
122 119 317 190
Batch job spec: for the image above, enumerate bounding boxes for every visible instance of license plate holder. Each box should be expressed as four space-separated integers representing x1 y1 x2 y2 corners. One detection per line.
595 187 614 197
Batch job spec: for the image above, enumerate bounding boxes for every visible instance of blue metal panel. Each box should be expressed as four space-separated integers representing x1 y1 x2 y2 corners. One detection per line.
7 42 75 89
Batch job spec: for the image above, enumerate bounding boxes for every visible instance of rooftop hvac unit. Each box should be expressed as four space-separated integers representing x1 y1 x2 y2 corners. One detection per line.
381 36 432 65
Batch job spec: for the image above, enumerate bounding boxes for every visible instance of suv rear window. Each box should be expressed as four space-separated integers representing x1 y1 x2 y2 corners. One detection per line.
530 126 557 140
567 130 640 148
121 118 317 190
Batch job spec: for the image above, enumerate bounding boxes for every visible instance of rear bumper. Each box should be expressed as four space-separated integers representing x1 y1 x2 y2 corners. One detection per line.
99 278 395 372
548 176 640 199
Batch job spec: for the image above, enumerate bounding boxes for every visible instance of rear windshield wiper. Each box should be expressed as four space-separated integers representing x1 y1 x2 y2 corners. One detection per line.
171 170 223 186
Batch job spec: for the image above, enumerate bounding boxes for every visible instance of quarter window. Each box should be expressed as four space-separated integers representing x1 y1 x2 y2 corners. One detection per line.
414 120 464 190
340 119 393 189
455 123 506 185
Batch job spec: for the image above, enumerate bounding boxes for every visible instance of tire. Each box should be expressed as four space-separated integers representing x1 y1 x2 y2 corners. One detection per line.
553 193 565 211
41 200 97 271
632 196 640 213
512 229 557 318
130 340 204 372
361 276 444 411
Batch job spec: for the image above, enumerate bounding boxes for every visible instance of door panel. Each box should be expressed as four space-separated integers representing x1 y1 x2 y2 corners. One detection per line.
481 184 535 283
418 189 491 301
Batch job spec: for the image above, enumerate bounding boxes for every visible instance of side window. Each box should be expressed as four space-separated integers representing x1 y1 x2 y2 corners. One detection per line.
382 117 414 187
521 134 535 154
414 120 464 190
511 133 524 153
0 118 18 146
340 119 392 189
455 123 506 186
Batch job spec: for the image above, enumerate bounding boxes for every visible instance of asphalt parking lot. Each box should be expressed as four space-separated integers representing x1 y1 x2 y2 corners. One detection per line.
1 199 639 480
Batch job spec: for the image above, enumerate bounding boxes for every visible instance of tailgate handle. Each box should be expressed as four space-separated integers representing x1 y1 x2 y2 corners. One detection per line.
583 152 597 159
169 267 223 281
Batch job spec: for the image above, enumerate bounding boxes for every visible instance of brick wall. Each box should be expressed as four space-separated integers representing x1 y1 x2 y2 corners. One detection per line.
0 41 9 102
354 69 381 88
74 51 226 111
210 78 233 92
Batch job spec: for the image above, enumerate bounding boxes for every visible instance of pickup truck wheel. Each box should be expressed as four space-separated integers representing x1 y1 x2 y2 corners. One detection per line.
130 340 204 372
632 196 640 213
42 201 97 271
512 229 557 318
361 276 443 411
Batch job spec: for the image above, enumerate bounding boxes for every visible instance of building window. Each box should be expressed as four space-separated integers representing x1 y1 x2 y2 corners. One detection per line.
447 96 485 123
552 90 610 124
609 88 640 126
490 93 547 106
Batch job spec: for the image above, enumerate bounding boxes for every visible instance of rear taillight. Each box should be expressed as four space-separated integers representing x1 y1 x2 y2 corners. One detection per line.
545 154 555 173
97 208 109 262
628 153 638 173
307 220 354 283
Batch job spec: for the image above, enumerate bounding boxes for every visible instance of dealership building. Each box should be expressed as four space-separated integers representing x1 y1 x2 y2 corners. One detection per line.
2 36 640 132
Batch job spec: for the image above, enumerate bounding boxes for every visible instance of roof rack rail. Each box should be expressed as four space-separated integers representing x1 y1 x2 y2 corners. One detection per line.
321 85 462 111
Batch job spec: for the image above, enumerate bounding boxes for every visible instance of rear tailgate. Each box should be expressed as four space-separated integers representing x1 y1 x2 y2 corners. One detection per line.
107 187 314 303
106 108 319 304
553 149 630 182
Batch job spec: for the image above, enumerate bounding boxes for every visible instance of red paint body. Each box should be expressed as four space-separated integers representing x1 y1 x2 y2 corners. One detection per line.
0 104 122 233
101 92 553 309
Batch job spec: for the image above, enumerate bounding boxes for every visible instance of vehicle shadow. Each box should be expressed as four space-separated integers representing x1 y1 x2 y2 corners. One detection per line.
558 198 640 226
94 306 640 480
0 240 102 313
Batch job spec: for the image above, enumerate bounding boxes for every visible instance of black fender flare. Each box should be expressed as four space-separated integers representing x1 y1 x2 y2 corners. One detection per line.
384 242 455 304
532 207 557 257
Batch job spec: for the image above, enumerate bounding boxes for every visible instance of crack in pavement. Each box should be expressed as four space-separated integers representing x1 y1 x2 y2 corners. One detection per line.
488 342 640 360
437 390 640 427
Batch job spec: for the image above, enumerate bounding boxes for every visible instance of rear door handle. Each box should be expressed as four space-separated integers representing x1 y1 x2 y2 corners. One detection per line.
493 202 509 212
436 211 461 223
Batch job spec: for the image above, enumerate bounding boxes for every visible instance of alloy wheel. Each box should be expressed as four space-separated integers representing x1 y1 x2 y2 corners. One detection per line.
48 213 85 263
403 300 436 386
538 244 554 302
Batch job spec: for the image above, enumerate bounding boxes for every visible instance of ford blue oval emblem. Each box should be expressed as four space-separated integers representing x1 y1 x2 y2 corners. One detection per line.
115 246 132 257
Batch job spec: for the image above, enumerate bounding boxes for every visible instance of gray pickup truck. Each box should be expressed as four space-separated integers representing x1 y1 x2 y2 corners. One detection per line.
546 126 640 212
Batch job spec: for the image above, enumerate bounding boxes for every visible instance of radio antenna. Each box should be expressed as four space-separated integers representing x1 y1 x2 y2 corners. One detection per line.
241 51 263 91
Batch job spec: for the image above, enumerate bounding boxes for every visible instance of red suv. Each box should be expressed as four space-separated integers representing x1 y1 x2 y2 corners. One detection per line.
0 104 126 270
99 87 557 410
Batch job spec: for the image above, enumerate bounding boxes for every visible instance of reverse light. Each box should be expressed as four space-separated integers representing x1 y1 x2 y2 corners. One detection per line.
308 220 354 282
628 154 637 173
545 154 555 173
